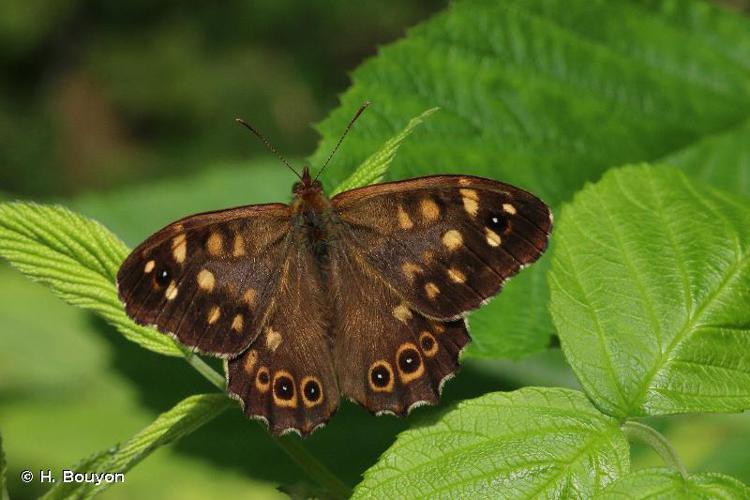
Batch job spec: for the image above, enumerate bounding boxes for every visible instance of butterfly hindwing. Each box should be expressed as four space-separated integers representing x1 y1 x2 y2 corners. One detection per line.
328 246 470 415
226 236 338 436
116 204 291 357
331 175 552 321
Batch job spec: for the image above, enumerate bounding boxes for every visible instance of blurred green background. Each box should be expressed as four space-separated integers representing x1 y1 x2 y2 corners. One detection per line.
1 1 750 499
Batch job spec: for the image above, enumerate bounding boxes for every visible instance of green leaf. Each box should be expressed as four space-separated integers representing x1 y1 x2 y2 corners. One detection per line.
597 467 750 499
549 165 750 418
354 388 629 499
331 107 439 196
0 202 182 357
662 117 750 198
309 0 750 360
42 393 233 500
1 432 8 500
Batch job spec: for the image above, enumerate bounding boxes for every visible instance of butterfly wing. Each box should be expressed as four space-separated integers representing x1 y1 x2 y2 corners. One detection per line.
328 245 470 415
327 175 550 413
226 235 338 436
116 203 292 357
331 175 552 320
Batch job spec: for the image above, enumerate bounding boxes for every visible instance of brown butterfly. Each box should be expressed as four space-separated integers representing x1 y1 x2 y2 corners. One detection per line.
117 105 552 436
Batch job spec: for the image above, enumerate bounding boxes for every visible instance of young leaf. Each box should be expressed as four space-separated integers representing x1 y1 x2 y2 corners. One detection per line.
42 393 232 500
309 0 750 360
597 467 750 499
0 202 182 357
331 107 438 195
354 388 629 499
0 432 8 500
549 165 750 418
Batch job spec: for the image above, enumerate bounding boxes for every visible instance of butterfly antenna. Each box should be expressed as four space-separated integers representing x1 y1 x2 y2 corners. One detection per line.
314 101 370 181
235 118 302 180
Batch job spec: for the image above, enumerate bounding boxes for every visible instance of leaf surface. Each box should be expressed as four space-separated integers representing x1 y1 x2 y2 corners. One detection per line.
549 165 750 417
0 202 182 357
42 394 232 500
354 388 629 499
309 0 750 359
597 467 750 499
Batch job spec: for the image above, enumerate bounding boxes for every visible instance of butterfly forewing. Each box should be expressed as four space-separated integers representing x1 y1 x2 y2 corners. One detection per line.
331 175 552 321
226 236 338 436
117 204 291 357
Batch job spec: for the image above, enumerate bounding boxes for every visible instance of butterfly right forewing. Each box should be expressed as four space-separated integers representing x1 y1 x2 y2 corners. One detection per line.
331 175 552 321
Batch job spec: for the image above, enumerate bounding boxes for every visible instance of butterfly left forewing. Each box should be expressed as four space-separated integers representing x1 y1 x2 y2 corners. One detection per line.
117 203 291 357
331 175 552 320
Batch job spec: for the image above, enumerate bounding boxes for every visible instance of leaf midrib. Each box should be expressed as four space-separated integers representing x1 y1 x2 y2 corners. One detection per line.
626 246 748 414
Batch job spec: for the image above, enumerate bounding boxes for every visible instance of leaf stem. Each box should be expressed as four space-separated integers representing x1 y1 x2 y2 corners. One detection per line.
622 420 688 479
277 435 353 499
180 347 226 390
179 347 351 497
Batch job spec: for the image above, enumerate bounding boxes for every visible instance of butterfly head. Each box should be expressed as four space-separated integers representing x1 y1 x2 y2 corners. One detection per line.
293 166 323 196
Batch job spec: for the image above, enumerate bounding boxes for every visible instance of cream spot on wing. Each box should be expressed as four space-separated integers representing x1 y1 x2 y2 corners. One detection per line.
243 289 257 307
485 227 502 247
458 178 471 186
447 268 466 283
433 323 446 334
397 205 413 229
244 350 258 374
422 250 434 263
144 260 155 273
165 281 178 300
502 203 517 215
392 304 413 323
442 229 463 250
460 189 479 216
402 262 423 282
420 198 440 222
232 233 246 257
231 314 244 332
266 327 282 352
197 269 215 292
425 282 440 299
206 232 223 256
172 234 187 263
207 306 221 324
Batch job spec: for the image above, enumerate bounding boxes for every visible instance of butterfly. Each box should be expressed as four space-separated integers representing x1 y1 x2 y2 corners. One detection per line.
116 104 552 436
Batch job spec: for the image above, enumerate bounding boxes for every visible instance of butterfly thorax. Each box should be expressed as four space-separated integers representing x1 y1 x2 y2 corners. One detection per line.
291 166 335 260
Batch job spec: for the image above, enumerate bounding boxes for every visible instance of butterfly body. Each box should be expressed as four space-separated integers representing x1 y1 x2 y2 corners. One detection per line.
117 167 551 436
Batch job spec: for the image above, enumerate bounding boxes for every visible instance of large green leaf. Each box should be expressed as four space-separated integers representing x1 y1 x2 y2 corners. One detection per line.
0 202 182 357
549 165 750 418
42 393 232 500
662 117 750 198
597 467 750 499
308 0 750 359
354 388 629 499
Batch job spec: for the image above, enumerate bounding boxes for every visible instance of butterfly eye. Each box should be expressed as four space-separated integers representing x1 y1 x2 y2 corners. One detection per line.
154 266 172 287
487 213 509 233
398 347 422 374
274 375 295 401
